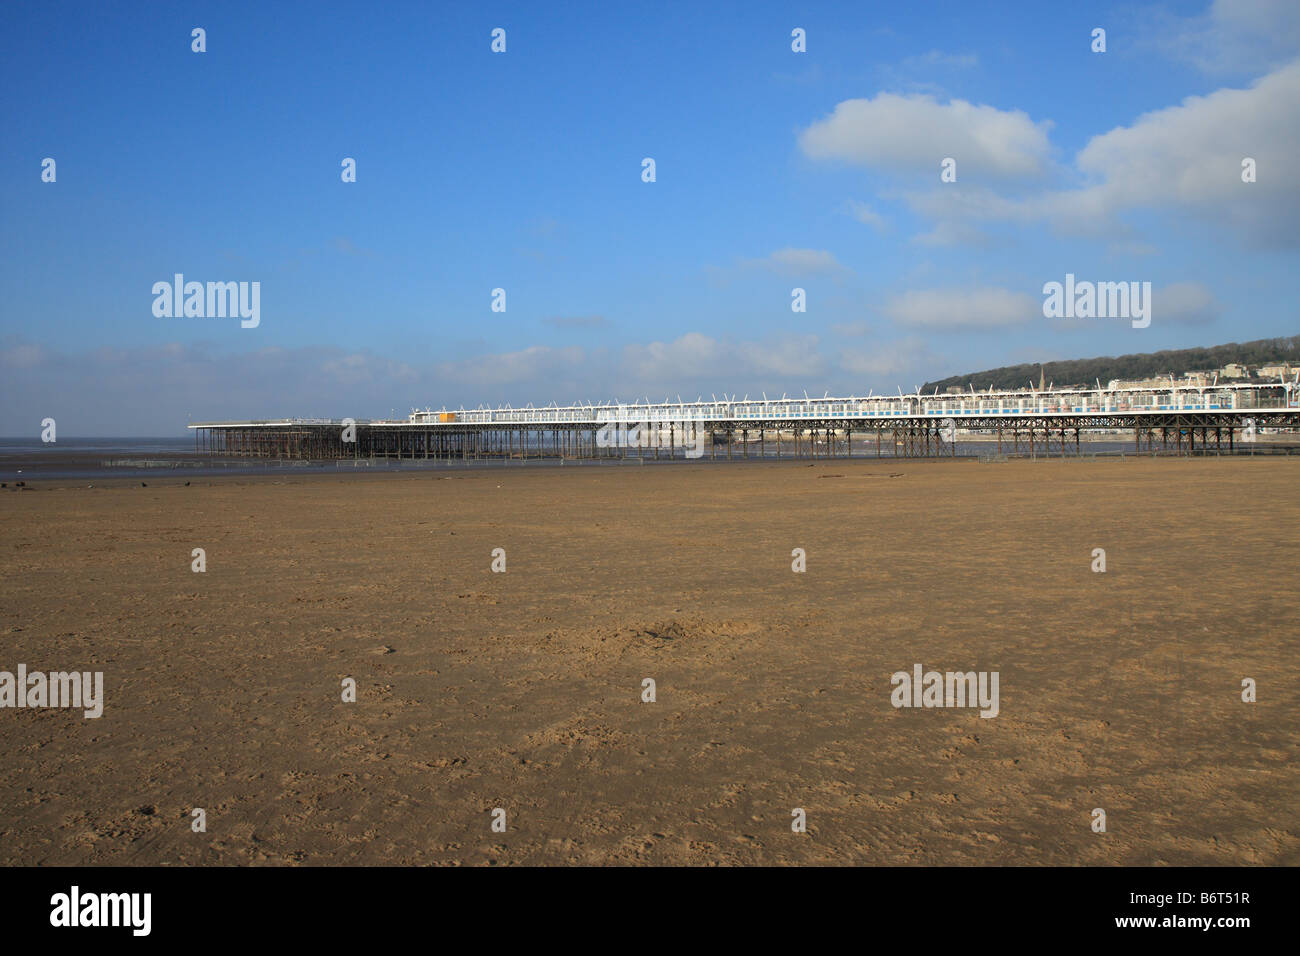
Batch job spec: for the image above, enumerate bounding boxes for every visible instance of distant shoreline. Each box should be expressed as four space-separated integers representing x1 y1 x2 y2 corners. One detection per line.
3 441 1298 486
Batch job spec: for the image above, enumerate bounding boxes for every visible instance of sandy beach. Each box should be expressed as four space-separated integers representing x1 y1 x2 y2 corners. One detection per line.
0 457 1296 865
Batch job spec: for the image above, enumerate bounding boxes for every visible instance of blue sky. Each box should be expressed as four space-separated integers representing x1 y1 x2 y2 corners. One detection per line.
2 0 1298 433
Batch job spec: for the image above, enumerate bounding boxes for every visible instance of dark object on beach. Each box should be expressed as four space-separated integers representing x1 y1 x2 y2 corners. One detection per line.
184 481 190 486
15 481 25 487
141 482 147 488
1 483 5 488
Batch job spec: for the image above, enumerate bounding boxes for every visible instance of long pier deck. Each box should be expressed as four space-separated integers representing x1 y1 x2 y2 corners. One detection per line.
189 383 1300 460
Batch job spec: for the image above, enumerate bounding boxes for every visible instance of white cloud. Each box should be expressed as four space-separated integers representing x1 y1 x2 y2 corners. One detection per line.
1070 61 1300 243
1041 280 1224 331
321 351 419 387
799 92 1053 178
620 332 825 382
435 345 587 387
845 200 888 232
883 288 1039 330
911 218 1000 247
0 344 48 369
840 338 941 383
0 342 441 434
0 334 855 434
1142 0 1300 74
896 61 1300 247
1154 281 1223 326
736 335 826 378
621 332 725 381
1106 240 1160 258
740 247 849 277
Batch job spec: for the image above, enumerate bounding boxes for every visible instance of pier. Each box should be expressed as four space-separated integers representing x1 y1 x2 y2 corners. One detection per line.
189 382 1300 461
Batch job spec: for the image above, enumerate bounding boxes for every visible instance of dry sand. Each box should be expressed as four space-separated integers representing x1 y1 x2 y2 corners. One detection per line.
1 457 1296 865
